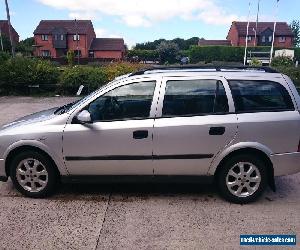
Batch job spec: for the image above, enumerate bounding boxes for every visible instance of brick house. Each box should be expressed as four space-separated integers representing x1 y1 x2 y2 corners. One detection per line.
0 20 19 44
227 21 294 47
33 20 125 60
89 38 125 60
33 20 96 58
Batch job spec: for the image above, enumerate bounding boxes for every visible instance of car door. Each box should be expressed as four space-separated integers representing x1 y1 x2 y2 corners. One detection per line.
63 78 161 175
153 76 238 175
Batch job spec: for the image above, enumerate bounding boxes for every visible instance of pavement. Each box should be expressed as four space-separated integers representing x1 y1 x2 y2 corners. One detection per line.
0 96 299 250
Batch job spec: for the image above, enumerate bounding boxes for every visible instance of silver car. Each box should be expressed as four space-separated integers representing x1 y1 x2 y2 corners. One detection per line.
0 66 300 203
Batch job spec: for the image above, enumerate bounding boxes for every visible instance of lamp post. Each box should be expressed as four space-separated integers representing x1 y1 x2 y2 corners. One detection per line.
4 0 15 57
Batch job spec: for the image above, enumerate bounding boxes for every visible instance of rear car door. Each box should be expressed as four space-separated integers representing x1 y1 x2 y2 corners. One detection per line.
153 76 238 175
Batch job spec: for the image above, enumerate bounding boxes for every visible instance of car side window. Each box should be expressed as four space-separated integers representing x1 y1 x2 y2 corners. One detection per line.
88 81 156 122
162 79 229 117
228 80 294 113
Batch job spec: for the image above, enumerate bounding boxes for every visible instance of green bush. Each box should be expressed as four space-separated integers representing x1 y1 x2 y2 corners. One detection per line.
273 66 300 86
189 46 245 63
250 58 263 66
59 66 108 94
0 57 60 95
271 56 294 67
0 51 10 64
127 49 159 62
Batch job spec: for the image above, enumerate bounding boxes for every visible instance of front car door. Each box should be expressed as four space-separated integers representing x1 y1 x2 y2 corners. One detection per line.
153 76 238 175
63 77 161 175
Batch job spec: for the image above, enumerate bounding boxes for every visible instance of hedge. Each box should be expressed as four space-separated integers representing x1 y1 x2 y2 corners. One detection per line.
0 57 60 95
189 46 300 64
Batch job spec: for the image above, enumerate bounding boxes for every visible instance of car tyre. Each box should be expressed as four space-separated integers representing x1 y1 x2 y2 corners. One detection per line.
10 150 58 198
217 154 268 204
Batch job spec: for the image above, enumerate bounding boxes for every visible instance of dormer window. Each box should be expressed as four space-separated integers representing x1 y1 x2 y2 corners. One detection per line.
279 36 286 42
41 35 49 41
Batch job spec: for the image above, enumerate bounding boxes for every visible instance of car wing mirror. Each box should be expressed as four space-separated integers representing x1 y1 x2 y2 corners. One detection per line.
76 110 92 124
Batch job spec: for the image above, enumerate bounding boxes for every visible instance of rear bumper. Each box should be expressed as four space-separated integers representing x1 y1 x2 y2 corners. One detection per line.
271 152 300 176
0 159 7 182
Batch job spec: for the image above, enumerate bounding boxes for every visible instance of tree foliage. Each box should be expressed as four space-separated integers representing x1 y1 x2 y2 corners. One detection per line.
290 20 300 47
156 41 180 64
135 37 199 50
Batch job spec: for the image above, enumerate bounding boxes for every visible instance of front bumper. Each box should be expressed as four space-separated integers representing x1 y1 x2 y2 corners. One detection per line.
271 152 300 176
0 159 7 182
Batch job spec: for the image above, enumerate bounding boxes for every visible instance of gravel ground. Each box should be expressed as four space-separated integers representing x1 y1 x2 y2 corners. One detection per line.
0 96 299 250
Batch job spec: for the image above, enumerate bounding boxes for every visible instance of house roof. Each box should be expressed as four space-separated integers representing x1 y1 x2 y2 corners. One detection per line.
198 39 232 46
230 21 294 37
34 20 94 34
89 38 125 51
0 20 19 39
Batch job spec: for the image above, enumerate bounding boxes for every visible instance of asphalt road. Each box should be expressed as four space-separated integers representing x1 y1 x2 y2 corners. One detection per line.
0 96 299 250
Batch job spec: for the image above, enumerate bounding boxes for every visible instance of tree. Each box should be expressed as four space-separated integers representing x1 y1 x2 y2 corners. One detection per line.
16 37 34 56
156 41 180 64
67 50 75 66
290 20 300 47
0 34 12 52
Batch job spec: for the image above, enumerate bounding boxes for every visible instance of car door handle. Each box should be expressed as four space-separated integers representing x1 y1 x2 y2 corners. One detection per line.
209 127 226 135
133 130 149 139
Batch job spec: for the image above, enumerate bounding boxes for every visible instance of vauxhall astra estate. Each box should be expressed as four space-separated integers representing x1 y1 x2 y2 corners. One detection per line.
0 66 299 203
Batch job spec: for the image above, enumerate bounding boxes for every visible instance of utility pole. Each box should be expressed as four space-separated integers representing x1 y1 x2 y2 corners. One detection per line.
75 19 80 65
5 0 15 57
254 0 261 46
0 27 3 51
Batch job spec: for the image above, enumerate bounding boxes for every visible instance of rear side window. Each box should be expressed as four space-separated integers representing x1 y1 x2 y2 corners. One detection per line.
162 80 229 117
229 80 294 113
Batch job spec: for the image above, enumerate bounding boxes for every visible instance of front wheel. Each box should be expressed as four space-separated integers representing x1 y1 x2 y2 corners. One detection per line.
10 150 58 198
217 154 268 204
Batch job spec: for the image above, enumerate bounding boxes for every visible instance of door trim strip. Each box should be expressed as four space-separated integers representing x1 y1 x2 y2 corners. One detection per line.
65 154 214 161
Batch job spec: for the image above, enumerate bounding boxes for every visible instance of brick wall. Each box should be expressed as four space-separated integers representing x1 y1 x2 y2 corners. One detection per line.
34 35 57 57
93 51 123 60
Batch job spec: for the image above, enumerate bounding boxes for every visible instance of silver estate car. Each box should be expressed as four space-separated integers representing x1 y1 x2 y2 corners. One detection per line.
0 66 300 203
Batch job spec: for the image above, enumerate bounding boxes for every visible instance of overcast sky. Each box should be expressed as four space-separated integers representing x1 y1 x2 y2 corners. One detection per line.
0 0 298 47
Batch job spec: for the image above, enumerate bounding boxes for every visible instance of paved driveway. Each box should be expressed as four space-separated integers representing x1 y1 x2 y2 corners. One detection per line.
0 97 299 250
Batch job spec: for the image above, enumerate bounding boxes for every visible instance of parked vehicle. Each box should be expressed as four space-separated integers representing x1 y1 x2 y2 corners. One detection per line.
0 66 300 203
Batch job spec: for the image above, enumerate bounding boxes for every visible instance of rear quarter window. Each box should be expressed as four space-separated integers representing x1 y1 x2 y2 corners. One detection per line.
228 80 295 113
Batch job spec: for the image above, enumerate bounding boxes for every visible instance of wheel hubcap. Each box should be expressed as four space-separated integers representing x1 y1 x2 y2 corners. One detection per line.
16 158 48 193
226 162 261 198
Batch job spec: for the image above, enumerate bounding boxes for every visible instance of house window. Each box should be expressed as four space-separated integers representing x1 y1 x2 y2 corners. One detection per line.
279 36 286 43
41 50 51 57
61 34 64 41
247 36 252 41
73 34 80 41
41 35 49 41
89 51 94 58
74 50 82 57
262 36 266 42
269 36 273 42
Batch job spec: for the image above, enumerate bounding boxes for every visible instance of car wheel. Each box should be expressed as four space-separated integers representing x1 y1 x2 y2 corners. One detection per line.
10 150 58 198
217 154 268 204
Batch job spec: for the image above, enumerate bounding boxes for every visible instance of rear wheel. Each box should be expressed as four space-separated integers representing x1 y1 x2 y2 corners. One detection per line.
10 150 58 198
217 154 268 204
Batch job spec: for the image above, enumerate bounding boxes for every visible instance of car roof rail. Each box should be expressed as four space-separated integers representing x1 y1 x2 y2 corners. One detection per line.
129 65 279 76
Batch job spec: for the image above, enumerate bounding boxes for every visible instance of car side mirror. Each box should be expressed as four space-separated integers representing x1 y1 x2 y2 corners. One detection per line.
76 110 92 124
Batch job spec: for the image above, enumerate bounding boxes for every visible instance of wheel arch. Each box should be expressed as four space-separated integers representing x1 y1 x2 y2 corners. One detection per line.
213 147 275 191
4 142 66 177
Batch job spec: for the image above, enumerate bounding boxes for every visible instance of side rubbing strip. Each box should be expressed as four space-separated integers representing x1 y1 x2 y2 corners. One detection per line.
65 154 214 161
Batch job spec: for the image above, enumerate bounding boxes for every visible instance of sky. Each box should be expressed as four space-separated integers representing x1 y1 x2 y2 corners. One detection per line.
0 0 299 47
